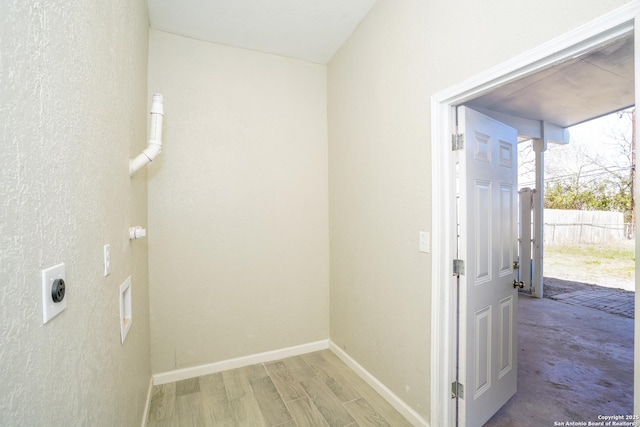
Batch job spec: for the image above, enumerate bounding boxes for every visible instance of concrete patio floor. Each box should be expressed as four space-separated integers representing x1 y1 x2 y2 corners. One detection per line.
485 287 634 427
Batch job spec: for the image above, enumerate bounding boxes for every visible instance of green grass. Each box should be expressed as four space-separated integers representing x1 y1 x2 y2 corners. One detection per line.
544 242 636 285
546 244 635 261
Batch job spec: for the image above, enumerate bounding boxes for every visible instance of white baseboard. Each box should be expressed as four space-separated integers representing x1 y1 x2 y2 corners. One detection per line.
140 377 153 427
328 341 430 427
152 340 329 385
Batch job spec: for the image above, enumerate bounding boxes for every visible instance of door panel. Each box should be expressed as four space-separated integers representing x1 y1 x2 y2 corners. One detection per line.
457 106 518 427
498 295 514 377
474 306 492 399
475 180 491 282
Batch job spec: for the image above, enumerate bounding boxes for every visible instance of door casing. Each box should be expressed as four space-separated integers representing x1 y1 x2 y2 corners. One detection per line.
429 4 640 426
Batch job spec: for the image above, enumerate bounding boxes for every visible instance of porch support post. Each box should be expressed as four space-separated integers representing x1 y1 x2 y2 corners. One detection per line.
532 136 546 298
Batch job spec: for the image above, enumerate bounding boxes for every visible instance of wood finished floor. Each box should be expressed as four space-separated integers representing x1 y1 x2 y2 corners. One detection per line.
147 349 413 427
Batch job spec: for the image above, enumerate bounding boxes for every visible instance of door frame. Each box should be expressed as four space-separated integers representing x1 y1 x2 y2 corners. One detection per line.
430 4 640 426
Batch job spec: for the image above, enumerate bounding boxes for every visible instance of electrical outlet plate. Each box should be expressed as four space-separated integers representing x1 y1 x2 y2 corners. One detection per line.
42 263 66 324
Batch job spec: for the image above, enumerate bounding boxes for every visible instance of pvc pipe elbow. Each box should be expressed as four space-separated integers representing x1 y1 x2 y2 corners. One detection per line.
144 140 162 160
129 140 162 176
129 153 149 176
129 93 165 177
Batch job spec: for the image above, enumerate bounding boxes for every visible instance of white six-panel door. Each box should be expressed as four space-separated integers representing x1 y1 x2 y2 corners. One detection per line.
456 106 519 427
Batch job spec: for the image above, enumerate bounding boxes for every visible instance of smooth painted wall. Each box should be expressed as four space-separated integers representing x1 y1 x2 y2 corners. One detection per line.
0 1 151 426
327 0 630 421
147 30 329 374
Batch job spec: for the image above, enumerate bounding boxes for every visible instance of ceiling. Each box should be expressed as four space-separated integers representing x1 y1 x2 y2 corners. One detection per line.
147 1 634 128
147 0 378 64
467 35 635 129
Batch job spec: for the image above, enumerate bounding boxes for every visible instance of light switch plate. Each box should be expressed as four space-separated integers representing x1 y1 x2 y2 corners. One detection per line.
42 263 66 324
419 231 430 253
103 244 111 277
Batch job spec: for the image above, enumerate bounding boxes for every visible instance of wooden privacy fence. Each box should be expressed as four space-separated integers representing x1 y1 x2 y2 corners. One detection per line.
543 209 630 245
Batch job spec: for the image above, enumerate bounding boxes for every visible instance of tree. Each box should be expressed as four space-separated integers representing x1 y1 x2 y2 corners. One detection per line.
541 108 635 238
544 179 628 212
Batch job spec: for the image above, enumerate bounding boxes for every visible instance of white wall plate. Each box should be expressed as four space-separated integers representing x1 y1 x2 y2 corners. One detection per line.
42 263 66 324
119 276 132 343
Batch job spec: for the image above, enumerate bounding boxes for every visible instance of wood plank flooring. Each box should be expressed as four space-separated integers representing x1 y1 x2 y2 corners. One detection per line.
147 350 413 427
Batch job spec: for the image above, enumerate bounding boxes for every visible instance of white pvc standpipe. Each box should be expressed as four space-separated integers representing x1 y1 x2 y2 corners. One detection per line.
130 93 164 176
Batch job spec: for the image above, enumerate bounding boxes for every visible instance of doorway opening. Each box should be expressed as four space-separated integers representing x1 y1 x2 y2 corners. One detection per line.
485 110 636 426
430 4 639 427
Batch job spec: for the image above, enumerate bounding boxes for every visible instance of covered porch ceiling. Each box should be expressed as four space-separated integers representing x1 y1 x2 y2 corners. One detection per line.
464 34 635 300
466 35 634 130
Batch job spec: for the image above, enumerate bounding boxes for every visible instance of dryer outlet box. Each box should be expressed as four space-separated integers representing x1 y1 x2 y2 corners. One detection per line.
42 263 66 324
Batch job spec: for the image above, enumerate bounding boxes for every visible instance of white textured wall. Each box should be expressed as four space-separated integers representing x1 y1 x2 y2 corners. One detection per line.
327 0 629 421
147 30 329 373
0 1 151 426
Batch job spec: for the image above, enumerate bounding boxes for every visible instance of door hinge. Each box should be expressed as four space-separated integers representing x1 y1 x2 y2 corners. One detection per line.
451 381 464 399
452 133 464 151
453 259 465 276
